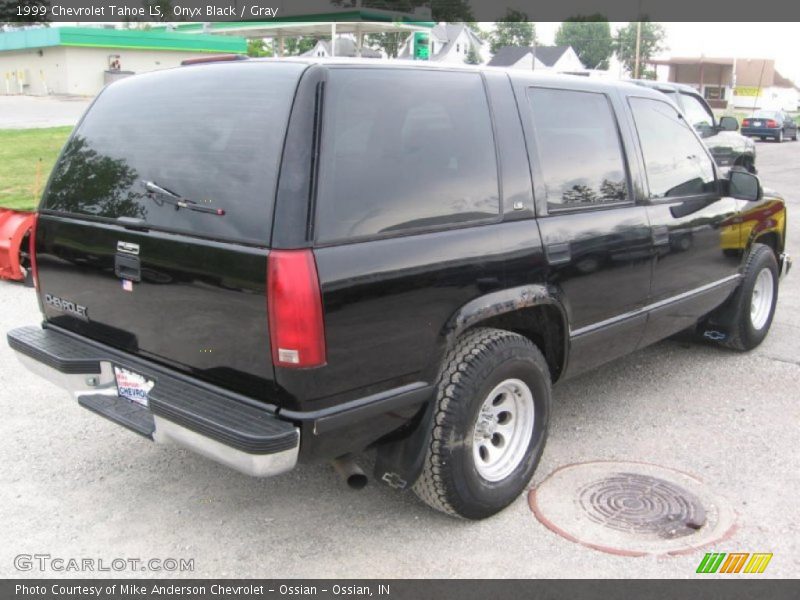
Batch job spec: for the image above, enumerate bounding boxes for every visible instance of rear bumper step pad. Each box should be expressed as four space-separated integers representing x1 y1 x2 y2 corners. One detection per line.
79 394 155 438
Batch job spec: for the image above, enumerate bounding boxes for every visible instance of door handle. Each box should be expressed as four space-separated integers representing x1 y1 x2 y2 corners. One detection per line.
545 241 571 266
651 226 670 247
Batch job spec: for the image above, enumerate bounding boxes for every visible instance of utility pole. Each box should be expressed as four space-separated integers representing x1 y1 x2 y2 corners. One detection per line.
633 21 642 79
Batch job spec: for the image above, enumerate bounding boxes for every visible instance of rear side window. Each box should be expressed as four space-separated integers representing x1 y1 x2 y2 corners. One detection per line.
527 88 628 211
43 62 305 244
314 69 500 242
629 97 716 199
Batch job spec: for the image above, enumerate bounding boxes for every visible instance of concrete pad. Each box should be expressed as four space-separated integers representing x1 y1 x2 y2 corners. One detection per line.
0 95 91 129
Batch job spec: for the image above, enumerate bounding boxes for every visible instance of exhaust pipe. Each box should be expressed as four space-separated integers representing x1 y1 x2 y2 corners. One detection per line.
331 455 368 490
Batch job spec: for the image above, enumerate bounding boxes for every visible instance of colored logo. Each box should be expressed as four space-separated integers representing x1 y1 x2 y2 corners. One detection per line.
696 552 772 574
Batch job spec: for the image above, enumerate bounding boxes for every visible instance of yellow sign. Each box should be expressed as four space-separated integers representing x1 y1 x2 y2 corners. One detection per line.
735 87 762 97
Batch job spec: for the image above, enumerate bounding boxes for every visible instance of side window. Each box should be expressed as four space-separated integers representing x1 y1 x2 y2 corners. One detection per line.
527 88 629 210
629 97 716 199
679 93 714 130
315 69 500 242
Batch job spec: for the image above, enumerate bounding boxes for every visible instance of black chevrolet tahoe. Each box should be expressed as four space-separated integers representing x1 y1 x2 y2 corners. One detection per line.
8 58 792 519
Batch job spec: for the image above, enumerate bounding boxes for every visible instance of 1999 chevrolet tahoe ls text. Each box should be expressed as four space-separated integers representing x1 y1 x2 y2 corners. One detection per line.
7 58 791 519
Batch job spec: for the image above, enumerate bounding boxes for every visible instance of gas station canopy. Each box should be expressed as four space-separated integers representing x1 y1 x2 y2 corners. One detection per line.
155 9 434 57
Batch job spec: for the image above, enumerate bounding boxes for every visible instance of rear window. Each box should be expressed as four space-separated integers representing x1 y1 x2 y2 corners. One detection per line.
314 68 500 242
753 110 780 119
42 62 305 245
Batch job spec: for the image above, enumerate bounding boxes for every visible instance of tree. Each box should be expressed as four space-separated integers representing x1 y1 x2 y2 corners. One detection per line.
365 32 405 58
464 22 484 40
281 37 317 56
464 45 481 65
489 10 536 54
46 136 145 220
247 38 273 58
329 0 473 21
555 16 613 70
432 0 473 22
614 21 666 78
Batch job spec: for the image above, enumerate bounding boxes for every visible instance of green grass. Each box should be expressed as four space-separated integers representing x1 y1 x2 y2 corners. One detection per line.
0 127 72 211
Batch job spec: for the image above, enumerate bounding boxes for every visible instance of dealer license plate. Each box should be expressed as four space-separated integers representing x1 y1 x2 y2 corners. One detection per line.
114 366 154 407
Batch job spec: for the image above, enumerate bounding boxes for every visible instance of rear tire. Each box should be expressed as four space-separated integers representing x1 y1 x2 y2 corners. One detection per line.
413 328 551 519
776 130 784 143
718 244 779 351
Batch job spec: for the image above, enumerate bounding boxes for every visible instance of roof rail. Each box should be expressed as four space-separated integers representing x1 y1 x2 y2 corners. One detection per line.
181 54 248 66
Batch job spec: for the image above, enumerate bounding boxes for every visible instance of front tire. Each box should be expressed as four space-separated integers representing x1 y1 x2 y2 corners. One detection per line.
413 328 551 519
719 244 779 351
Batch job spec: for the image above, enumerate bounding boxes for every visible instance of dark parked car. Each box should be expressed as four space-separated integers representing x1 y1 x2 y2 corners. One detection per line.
631 80 757 172
8 60 792 519
741 109 799 142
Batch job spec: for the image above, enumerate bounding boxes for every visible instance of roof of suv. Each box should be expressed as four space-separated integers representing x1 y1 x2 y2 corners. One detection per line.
180 56 666 100
628 79 700 96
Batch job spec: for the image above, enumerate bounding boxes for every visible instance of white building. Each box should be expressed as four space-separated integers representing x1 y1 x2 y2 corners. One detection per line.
301 37 382 59
398 24 487 64
0 27 246 97
650 56 799 112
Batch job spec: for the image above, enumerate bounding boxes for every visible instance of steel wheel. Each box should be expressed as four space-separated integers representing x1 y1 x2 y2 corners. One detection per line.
750 267 774 331
472 378 535 482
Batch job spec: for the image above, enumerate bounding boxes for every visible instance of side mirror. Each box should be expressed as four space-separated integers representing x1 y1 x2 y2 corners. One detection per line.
725 169 762 201
718 116 739 131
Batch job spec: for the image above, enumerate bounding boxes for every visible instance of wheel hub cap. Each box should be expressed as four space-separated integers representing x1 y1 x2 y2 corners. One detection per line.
472 378 535 482
750 267 774 331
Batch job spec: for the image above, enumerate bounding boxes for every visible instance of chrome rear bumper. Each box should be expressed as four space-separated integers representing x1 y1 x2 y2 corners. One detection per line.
9 326 299 478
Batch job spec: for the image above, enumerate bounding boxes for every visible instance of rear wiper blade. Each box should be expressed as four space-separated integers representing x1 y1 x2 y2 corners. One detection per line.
143 180 226 216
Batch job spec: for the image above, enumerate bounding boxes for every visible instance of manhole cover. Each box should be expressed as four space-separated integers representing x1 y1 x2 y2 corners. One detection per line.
530 461 736 556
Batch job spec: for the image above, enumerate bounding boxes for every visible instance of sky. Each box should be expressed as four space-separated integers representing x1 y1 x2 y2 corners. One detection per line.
535 22 800 85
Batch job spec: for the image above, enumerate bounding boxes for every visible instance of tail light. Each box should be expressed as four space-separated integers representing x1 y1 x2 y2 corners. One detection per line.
29 212 40 290
742 119 751 126
267 249 326 368
767 119 778 128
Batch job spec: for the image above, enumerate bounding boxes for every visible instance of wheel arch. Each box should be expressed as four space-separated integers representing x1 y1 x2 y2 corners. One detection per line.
752 231 782 263
374 285 569 489
437 284 569 383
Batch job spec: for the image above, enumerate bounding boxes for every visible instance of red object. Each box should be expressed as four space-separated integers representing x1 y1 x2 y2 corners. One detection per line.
742 119 751 126
267 249 327 368
181 54 247 66
29 212 39 289
0 209 36 282
766 119 777 128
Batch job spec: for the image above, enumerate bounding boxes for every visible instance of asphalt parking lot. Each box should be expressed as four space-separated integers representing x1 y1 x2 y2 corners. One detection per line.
0 95 92 129
1 139 798 579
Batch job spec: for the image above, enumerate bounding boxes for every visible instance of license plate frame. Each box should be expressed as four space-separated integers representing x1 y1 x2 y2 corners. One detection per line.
113 365 154 407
